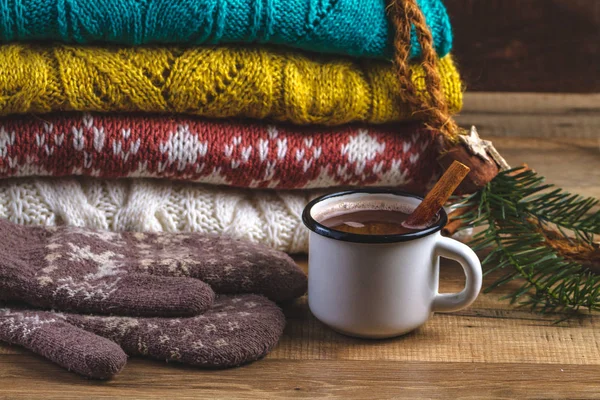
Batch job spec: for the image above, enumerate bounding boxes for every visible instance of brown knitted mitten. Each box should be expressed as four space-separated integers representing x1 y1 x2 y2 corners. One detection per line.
132 232 307 301
1 295 285 378
67 294 286 369
0 220 215 316
0 219 306 316
0 307 127 379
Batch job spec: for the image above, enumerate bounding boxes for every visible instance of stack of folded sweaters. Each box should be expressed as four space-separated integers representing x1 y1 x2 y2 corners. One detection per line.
0 0 464 379
0 0 462 253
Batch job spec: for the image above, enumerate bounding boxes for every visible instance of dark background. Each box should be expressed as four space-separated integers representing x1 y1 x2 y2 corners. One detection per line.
446 0 599 92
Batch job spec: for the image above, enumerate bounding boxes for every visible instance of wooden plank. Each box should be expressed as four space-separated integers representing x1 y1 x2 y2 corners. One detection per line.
1 358 600 399
2 262 599 365
489 136 600 199
446 0 600 92
458 93 600 139
272 261 600 365
0 119 598 398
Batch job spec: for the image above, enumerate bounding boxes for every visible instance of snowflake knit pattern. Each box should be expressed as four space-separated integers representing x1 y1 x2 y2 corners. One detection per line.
1 294 286 378
0 0 452 60
0 216 306 315
0 113 440 190
0 45 462 124
0 306 127 379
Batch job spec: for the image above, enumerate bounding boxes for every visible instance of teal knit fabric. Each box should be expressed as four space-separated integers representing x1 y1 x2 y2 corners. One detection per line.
0 0 452 59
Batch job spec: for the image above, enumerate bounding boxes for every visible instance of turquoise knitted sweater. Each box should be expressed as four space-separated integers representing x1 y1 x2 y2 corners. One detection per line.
0 0 452 59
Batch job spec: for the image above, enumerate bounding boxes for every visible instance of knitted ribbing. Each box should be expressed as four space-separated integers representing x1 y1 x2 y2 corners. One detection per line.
0 45 462 124
0 0 452 60
0 178 321 253
0 113 440 190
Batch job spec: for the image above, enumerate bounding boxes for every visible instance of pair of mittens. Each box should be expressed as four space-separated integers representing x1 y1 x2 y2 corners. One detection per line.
1 294 285 379
0 219 307 316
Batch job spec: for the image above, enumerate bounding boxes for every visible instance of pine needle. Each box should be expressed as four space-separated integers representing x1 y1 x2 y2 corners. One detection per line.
457 167 600 314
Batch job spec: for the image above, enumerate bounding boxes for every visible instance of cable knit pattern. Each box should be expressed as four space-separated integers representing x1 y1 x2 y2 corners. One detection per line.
0 113 441 190
0 0 452 60
0 178 320 253
0 45 462 124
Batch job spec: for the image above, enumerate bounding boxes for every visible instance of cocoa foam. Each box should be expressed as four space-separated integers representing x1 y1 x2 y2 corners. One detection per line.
312 196 417 224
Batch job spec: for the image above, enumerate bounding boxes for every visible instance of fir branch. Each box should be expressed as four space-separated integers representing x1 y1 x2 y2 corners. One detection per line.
457 167 600 314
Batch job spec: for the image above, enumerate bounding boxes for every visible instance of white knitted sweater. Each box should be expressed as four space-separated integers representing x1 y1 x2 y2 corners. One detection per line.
0 178 321 253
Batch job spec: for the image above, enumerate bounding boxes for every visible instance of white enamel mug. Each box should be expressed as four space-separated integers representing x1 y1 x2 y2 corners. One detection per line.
302 190 482 339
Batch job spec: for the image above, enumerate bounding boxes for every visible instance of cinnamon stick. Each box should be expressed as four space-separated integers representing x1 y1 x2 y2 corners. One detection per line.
442 163 531 236
403 161 471 229
441 219 464 237
442 206 471 236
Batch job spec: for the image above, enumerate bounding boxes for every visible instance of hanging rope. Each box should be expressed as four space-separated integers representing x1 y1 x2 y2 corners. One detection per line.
387 0 460 142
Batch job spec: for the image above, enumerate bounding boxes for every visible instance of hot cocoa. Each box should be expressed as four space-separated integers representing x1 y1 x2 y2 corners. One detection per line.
320 209 422 235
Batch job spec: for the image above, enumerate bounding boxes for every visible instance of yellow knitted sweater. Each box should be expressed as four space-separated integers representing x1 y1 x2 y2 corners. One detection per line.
0 45 462 125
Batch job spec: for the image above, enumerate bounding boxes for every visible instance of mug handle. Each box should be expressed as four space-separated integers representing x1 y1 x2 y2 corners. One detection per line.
432 236 483 313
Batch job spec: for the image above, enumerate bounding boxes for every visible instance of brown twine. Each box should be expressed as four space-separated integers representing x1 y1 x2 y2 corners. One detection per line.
386 4 600 274
387 0 460 142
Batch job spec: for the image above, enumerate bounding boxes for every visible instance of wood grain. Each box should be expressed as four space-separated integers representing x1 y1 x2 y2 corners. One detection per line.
489 136 600 199
446 0 599 92
458 93 600 139
1 110 599 398
2 261 600 399
273 260 600 365
2 358 600 400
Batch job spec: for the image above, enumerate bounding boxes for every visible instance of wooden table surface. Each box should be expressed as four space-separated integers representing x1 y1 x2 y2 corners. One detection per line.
1 106 599 399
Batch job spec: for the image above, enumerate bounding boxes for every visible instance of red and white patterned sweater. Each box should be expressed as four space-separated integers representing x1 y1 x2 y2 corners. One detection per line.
0 113 442 190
